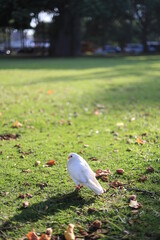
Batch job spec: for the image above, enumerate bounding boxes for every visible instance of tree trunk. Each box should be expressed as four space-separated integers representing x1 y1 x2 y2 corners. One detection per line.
49 7 81 57
142 26 148 53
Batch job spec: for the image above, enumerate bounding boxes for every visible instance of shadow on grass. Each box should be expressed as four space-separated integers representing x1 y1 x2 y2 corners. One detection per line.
0 191 95 235
0 56 159 70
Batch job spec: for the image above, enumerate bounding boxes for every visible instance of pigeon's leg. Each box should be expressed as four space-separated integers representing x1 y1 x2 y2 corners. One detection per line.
75 184 83 191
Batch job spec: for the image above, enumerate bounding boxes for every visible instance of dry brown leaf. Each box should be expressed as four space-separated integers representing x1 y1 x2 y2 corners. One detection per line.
96 168 111 178
46 228 52 236
19 193 25 199
136 137 146 145
79 229 88 236
94 109 100 115
110 180 123 188
39 234 50 240
46 160 56 166
26 193 33 198
146 166 154 173
129 195 136 201
35 161 41 166
129 200 142 209
84 144 89 148
101 176 108 182
59 119 65 125
89 220 102 231
138 175 148 182
64 223 75 240
23 201 30 208
26 231 39 240
38 182 48 189
116 169 124 175
47 90 53 95
12 121 23 128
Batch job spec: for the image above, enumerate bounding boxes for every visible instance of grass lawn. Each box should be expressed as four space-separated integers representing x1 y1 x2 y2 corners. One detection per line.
0 56 160 240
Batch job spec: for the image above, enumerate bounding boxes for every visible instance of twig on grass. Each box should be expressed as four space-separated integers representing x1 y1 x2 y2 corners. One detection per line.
126 187 159 196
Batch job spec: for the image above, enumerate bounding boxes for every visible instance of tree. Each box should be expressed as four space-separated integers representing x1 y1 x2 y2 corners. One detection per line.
133 0 160 52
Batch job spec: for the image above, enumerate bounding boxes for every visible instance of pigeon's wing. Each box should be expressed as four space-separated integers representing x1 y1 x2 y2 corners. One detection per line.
81 159 104 194
67 160 88 184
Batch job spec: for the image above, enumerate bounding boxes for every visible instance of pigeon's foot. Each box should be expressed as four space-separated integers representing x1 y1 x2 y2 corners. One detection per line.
75 184 83 191
103 188 106 193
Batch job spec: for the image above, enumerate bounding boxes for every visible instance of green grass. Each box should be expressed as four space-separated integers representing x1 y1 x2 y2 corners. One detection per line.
0 56 160 240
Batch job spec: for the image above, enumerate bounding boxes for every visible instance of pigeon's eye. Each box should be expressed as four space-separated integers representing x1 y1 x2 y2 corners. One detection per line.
70 155 72 158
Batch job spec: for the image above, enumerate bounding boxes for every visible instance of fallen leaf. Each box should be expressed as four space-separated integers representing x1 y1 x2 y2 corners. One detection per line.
67 120 72 125
88 208 97 214
26 231 39 240
84 144 89 148
26 193 33 198
101 176 108 182
138 175 148 182
23 201 30 208
127 139 133 144
116 122 124 128
46 160 56 166
19 193 25 199
79 229 88 236
129 195 136 201
94 109 100 115
114 149 119 153
130 117 135 122
136 137 146 145
22 169 32 173
38 183 48 189
59 119 65 125
89 220 102 231
35 161 41 166
39 234 50 240
0 134 19 140
146 166 154 173
12 121 22 128
141 132 147 137
47 90 53 95
96 168 111 178
131 209 139 214
46 228 52 236
129 200 142 209
14 144 21 148
64 223 75 240
116 169 124 175
112 131 119 136
110 180 124 188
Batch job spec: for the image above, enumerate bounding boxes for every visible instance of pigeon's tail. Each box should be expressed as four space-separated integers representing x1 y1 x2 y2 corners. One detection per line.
86 179 104 195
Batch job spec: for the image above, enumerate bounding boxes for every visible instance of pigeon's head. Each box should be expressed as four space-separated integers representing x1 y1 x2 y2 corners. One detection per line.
67 152 79 161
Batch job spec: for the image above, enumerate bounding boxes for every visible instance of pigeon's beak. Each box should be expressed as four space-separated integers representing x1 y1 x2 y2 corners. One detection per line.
67 156 70 160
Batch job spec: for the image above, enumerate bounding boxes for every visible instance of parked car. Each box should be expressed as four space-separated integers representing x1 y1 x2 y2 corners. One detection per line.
104 45 121 53
0 50 5 54
125 43 143 53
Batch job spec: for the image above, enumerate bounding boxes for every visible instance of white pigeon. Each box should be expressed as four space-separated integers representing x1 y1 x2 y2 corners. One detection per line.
67 153 105 195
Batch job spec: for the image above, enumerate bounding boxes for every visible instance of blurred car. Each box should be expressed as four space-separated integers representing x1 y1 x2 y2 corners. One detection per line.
0 50 5 54
95 45 121 55
125 43 143 53
104 45 121 53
